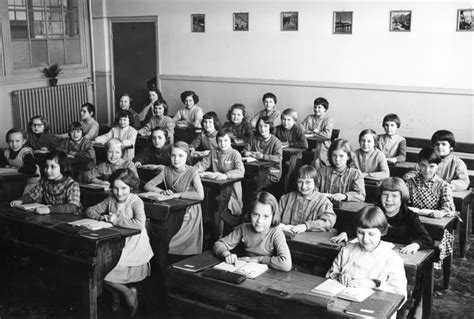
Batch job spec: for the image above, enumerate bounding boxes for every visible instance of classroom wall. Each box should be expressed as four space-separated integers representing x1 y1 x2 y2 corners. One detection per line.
94 0 473 146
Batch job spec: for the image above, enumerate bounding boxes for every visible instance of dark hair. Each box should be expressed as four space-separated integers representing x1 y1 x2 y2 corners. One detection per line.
358 129 378 148
201 112 221 131
28 115 50 133
354 205 388 235
115 110 135 127
120 92 133 103
262 92 277 104
297 165 318 184
81 103 95 117
69 121 83 131
180 90 199 104
431 130 456 149
44 150 70 177
149 88 163 100
255 116 274 136
153 99 169 115
248 191 280 227
376 177 410 213
105 139 125 158
281 108 298 121
382 113 401 128
216 127 233 139
328 138 355 168
6 128 26 143
109 168 140 191
313 97 329 110
151 126 170 144
226 103 248 122
418 147 441 164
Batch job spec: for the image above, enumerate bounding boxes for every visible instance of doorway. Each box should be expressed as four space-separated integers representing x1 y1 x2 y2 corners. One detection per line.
111 19 158 118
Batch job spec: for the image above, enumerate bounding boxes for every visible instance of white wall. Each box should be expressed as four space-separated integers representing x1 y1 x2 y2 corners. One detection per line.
93 0 473 146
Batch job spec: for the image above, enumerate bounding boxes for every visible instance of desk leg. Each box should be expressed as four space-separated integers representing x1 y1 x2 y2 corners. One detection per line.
421 260 433 319
459 200 470 258
85 275 98 319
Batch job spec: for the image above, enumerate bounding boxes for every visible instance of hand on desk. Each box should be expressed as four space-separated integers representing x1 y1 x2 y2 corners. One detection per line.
10 200 23 207
281 223 307 234
399 243 420 254
281 141 289 148
330 193 347 202
224 253 238 265
387 158 397 165
239 256 261 263
330 232 348 243
346 278 377 289
36 206 51 215
160 189 180 198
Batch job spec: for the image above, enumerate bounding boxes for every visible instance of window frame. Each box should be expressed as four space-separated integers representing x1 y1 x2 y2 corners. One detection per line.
0 0 89 81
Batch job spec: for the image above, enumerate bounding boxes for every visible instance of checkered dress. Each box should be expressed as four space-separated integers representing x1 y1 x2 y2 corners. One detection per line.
403 171 456 217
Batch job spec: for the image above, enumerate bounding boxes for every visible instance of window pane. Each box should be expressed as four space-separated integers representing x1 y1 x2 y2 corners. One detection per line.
65 38 81 64
65 11 79 37
31 40 48 66
10 10 29 39
12 41 31 69
30 11 47 38
32 0 45 9
49 39 65 64
67 0 78 9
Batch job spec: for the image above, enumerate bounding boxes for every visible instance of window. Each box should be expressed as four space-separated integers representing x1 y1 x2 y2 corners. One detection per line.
8 0 82 69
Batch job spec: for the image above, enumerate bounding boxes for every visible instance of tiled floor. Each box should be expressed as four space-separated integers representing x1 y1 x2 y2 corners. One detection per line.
1 234 473 318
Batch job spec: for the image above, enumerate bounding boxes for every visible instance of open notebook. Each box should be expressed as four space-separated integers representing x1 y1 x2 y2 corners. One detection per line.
68 218 113 231
213 260 268 279
16 203 48 211
310 279 374 302
138 192 175 201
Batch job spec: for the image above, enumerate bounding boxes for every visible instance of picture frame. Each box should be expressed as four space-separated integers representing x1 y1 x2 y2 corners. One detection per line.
457 9 473 31
333 11 353 34
233 12 249 31
281 12 298 31
191 14 205 33
390 10 412 32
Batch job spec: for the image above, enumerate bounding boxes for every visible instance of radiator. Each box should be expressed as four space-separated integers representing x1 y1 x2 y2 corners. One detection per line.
11 82 91 134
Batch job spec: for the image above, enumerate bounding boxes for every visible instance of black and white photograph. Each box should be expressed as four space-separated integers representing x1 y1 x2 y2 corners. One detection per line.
191 14 205 32
333 11 353 34
390 10 412 31
457 9 473 31
281 11 299 31
0 1 472 319
233 12 249 31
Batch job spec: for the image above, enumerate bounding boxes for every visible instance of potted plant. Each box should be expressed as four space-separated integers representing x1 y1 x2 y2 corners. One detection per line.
42 64 63 86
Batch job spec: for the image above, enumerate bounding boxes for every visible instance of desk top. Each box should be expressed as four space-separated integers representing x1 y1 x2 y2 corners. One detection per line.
167 252 404 318
201 176 243 187
0 207 140 243
290 230 435 271
143 198 202 221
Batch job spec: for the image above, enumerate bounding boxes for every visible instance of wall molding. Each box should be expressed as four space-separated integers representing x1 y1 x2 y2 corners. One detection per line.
160 74 473 96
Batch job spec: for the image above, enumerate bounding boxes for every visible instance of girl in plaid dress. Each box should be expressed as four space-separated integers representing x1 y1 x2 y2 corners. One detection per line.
10 151 81 215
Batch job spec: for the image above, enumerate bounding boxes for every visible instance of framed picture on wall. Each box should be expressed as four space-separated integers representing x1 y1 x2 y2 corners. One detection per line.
333 11 353 34
390 10 412 31
191 14 205 32
281 12 298 31
233 12 249 31
457 9 473 31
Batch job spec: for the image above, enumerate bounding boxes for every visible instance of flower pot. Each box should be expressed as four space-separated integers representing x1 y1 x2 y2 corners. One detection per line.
49 78 58 86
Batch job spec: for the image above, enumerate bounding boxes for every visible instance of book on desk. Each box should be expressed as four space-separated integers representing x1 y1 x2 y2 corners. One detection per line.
213 260 268 279
311 279 374 302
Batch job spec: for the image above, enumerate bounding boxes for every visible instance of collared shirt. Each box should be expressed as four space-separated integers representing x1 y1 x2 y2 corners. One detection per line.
279 191 336 231
315 165 366 202
403 171 456 216
326 241 407 298
437 154 470 191
251 109 281 128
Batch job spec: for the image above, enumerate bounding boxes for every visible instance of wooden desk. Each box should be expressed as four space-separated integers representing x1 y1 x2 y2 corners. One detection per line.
389 161 416 178
174 126 200 144
0 169 31 204
282 147 304 193
242 160 273 213
452 189 472 258
166 252 404 318
79 184 111 208
142 198 202 267
288 230 435 319
364 177 383 204
231 142 246 152
0 207 139 319
201 177 243 246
